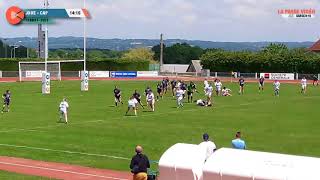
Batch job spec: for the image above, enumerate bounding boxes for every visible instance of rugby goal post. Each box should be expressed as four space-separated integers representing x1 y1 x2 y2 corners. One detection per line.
19 60 84 82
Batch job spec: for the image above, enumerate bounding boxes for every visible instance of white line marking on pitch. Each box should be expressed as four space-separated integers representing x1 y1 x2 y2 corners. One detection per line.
0 161 128 180
0 143 131 161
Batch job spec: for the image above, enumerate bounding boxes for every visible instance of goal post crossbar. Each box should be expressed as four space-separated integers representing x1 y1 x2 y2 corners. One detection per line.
18 60 85 82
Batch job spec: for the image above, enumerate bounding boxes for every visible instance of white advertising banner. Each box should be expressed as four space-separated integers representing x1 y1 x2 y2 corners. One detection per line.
26 71 44 78
89 71 109 78
260 73 295 80
137 71 159 77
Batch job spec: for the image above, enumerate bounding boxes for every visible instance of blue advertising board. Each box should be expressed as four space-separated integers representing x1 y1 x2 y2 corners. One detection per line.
110 71 137 78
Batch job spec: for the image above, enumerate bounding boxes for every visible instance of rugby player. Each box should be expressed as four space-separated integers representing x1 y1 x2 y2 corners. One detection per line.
176 87 185 108
58 98 69 124
222 87 232 96
114 86 123 106
162 78 168 94
2 90 11 113
301 77 307 94
204 79 209 88
171 80 177 97
273 80 280 97
205 83 213 106
259 76 265 92
239 77 245 95
146 90 155 112
126 96 138 116
187 81 197 103
214 79 222 96
156 83 163 101
133 90 144 109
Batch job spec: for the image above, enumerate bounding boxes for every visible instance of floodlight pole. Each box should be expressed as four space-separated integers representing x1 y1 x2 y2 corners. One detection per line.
44 0 49 73
83 0 86 71
160 34 164 72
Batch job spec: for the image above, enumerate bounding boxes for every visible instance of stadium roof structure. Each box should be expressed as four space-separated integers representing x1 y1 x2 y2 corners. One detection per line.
161 64 189 73
187 60 203 73
309 39 320 52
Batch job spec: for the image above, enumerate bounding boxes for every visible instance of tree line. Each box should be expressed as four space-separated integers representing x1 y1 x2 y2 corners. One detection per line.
2 39 320 73
200 43 320 73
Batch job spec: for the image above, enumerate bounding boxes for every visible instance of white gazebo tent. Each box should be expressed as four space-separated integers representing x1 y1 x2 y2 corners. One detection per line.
203 148 320 180
158 143 207 180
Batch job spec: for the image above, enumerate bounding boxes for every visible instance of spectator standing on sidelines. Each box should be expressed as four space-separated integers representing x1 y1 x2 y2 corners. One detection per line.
313 75 319 86
199 133 217 161
232 132 246 150
130 145 150 180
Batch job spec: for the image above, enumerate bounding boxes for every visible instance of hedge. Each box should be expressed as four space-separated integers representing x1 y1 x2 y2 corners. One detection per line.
200 49 320 73
0 58 150 71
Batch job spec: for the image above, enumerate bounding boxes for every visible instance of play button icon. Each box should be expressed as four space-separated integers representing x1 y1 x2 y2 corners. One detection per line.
6 6 25 25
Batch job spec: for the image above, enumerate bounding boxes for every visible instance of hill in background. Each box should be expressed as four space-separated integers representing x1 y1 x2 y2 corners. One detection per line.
1 37 314 51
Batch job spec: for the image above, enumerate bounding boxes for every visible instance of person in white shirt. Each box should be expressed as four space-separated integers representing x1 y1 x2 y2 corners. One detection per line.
199 133 217 161
214 79 222 96
204 79 209 89
196 99 207 106
222 87 232 96
176 87 185 108
126 96 138 116
273 80 281 97
205 84 213 106
301 77 307 94
146 91 155 112
59 98 69 124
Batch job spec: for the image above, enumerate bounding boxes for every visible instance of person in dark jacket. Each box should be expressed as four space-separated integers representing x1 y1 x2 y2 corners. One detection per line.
130 145 150 180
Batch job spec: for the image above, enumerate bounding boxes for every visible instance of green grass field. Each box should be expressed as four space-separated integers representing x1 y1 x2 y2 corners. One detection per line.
0 80 319 174
0 171 52 179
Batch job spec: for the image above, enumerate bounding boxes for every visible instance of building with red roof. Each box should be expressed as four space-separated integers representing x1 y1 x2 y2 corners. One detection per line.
309 39 320 52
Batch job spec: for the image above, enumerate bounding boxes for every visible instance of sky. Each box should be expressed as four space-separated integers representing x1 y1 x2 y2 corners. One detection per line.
0 0 320 41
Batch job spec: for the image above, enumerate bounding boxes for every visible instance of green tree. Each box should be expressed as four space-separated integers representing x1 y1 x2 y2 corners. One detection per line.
122 48 155 62
152 43 204 64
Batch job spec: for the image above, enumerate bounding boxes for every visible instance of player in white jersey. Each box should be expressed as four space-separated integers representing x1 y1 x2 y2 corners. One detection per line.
214 79 222 96
222 87 232 96
146 91 155 112
176 87 185 108
59 98 69 124
205 84 213 106
301 77 307 94
126 96 138 116
273 80 281 97
204 79 209 89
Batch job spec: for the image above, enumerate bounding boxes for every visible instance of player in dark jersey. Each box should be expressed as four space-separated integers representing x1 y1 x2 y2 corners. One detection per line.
145 86 151 96
156 83 163 101
181 81 187 98
239 77 245 95
187 82 197 103
133 90 144 109
313 75 319 86
171 80 177 97
2 90 11 113
113 86 123 107
162 78 168 94
259 76 265 92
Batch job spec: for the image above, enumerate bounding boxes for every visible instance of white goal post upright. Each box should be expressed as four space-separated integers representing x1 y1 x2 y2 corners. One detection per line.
80 0 89 92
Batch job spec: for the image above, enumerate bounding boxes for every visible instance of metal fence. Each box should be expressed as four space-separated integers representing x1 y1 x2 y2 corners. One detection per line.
0 71 319 80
